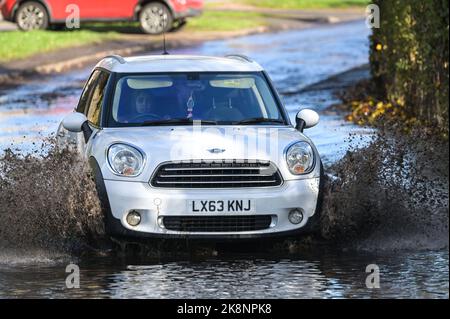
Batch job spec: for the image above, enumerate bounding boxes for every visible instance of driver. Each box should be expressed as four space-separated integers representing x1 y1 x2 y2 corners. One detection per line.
128 91 164 122
135 91 153 115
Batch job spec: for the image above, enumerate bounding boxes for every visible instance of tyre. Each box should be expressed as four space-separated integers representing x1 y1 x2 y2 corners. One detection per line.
139 2 173 35
89 157 115 236
15 1 49 31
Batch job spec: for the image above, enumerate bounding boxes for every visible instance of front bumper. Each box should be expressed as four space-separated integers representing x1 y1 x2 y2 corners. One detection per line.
104 178 320 239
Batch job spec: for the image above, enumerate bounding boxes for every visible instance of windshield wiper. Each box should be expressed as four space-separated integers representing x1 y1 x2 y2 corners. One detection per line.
141 118 218 126
233 118 285 125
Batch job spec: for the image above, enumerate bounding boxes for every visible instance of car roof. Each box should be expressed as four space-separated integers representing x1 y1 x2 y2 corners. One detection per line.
95 54 265 73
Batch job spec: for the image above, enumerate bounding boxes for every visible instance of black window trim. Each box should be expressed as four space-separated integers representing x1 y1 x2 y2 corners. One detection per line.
262 70 292 127
76 70 99 114
77 67 113 129
94 67 113 128
103 71 291 128
100 70 116 128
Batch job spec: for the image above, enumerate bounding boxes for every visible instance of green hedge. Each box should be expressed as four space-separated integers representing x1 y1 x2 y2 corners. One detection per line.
370 0 449 131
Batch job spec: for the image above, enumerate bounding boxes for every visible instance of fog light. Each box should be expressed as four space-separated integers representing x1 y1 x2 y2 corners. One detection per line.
288 209 304 224
126 211 141 226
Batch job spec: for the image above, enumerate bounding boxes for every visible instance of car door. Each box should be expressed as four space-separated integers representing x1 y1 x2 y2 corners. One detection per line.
102 0 137 19
47 0 100 20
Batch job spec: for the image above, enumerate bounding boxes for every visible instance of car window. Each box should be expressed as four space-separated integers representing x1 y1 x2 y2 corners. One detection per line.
86 71 110 126
109 73 285 126
76 70 100 114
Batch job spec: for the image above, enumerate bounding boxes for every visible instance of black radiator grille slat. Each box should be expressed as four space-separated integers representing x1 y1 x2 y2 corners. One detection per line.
162 215 273 232
151 160 283 188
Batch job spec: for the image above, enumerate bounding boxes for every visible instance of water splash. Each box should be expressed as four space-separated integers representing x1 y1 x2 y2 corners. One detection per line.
0 140 104 255
0 131 448 260
320 128 449 251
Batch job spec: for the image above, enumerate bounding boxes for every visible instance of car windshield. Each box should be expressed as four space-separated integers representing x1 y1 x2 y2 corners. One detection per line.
108 72 286 126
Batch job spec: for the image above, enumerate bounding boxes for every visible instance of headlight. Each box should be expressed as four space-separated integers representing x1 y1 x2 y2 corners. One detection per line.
286 141 315 175
107 143 145 177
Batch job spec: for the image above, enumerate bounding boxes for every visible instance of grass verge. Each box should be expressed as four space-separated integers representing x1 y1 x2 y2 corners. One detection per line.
0 10 267 62
242 0 368 9
185 11 266 32
0 30 118 63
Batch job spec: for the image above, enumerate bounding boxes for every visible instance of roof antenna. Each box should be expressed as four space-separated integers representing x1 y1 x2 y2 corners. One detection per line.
162 14 169 55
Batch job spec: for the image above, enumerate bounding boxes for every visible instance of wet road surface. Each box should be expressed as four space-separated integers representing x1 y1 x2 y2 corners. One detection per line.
0 249 447 298
0 21 448 299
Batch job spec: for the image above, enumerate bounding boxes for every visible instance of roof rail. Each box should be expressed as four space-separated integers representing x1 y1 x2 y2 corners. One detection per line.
104 54 126 64
225 54 253 63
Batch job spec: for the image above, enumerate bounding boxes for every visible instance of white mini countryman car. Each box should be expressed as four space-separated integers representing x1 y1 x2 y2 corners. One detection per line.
58 54 324 240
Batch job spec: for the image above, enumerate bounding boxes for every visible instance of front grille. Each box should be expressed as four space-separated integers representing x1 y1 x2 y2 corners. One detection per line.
162 215 274 232
150 160 283 188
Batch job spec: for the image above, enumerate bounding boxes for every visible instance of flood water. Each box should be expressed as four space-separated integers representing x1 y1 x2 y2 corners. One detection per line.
0 250 448 299
0 20 448 299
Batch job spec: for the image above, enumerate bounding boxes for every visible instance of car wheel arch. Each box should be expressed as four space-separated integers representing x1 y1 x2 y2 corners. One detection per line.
89 156 134 237
89 157 112 222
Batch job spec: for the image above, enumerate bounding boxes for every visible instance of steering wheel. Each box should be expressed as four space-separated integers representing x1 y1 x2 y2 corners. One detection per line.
129 113 161 122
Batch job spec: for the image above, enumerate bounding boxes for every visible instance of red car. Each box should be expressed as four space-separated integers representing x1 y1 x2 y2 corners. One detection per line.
0 0 203 34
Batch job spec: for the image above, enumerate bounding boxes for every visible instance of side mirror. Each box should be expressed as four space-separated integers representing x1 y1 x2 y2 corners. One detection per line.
62 112 88 132
295 109 319 132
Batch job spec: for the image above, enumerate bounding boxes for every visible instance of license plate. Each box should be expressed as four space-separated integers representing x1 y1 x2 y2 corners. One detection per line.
188 199 255 213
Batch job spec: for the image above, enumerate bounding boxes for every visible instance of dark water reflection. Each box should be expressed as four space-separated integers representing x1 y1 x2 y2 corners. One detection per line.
0 250 448 298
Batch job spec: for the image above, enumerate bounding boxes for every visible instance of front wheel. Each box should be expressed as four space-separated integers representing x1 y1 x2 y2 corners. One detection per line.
15 1 49 31
139 2 173 35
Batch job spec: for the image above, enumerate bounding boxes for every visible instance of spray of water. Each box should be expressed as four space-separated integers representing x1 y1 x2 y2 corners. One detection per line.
320 128 449 251
0 130 447 259
0 140 104 255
